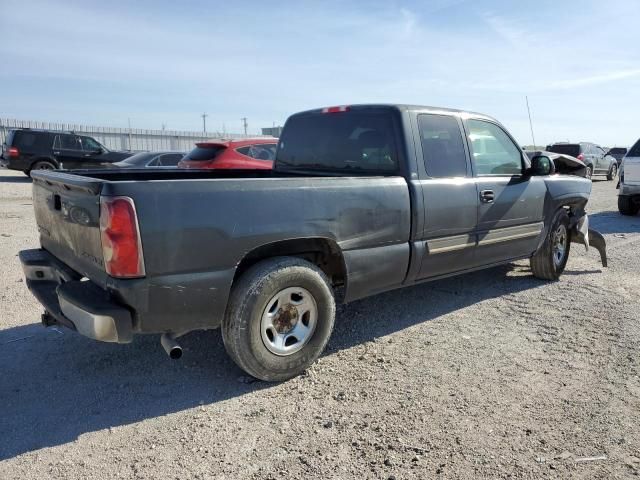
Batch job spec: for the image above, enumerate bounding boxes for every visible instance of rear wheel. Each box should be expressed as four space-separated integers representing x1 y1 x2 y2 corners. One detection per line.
585 165 593 180
222 257 335 382
607 164 618 181
531 209 571 280
29 161 56 176
618 195 639 216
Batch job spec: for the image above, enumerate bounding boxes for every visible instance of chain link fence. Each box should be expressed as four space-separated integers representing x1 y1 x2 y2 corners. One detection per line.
0 118 264 152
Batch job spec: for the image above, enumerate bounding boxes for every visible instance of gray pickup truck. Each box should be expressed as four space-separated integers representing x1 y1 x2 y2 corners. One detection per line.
19 104 607 381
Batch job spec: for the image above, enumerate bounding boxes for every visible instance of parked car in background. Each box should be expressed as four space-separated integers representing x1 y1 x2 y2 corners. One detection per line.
178 138 277 170
0 128 134 175
546 142 618 180
607 147 628 165
525 150 587 177
19 104 606 381
618 138 640 215
111 151 185 169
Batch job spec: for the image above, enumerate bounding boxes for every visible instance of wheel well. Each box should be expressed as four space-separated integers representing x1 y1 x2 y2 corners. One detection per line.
30 157 59 169
233 238 346 287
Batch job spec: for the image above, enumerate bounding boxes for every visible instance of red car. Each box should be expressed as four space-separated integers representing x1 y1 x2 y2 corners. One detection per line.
178 138 277 170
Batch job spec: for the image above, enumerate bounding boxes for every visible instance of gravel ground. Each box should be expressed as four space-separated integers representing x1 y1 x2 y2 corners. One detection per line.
0 169 639 479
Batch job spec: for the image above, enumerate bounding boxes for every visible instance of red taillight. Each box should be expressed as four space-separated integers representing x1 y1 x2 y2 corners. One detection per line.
100 196 145 278
8 146 19 158
322 105 350 113
577 154 585 162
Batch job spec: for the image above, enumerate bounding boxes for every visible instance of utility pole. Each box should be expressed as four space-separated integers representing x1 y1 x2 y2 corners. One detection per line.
525 96 536 149
201 113 208 136
241 117 248 136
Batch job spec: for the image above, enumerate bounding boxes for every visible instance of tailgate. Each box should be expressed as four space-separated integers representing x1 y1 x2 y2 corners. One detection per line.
31 171 108 286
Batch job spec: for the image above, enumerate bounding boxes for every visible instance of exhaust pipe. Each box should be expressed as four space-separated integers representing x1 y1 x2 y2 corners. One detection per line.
161 333 182 359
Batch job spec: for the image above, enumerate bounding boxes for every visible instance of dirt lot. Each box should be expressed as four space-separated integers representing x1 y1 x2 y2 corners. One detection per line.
0 168 638 479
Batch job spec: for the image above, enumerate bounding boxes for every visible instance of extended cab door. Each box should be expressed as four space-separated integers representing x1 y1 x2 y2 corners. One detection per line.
464 118 546 265
412 112 478 280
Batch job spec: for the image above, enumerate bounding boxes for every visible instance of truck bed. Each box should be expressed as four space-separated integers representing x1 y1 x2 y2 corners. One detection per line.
30 168 412 334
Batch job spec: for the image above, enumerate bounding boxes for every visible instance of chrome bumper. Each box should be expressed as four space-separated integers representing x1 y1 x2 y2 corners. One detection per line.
19 249 133 343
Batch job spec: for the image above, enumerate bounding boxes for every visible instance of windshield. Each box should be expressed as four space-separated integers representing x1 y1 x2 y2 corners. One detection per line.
118 152 156 165
547 144 580 157
276 110 399 174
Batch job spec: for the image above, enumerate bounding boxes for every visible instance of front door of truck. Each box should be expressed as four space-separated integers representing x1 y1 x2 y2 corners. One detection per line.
464 118 546 265
413 113 479 280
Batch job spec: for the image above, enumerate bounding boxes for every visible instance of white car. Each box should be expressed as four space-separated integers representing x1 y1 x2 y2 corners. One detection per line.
618 139 640 215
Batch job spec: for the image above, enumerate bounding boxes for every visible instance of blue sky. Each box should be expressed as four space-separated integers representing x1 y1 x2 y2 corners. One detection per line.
0 0 639 145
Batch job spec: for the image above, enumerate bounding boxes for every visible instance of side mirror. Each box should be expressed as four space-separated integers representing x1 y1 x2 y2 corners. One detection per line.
529 155 555 176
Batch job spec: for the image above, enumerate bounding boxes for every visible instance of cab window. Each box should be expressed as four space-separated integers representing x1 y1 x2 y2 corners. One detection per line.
467 120 524 176
418 114 467 177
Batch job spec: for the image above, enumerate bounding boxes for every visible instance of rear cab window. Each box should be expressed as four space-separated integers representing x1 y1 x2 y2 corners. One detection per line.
276 107 400 174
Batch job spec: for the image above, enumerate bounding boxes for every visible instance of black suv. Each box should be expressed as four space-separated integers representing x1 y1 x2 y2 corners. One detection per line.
1 129 134 175
546 142 618 180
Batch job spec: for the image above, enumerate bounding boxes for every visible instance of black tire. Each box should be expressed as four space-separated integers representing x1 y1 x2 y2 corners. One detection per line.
29 161 56 176
530 209 571 280
607 163 618 181
222 257 336 382
618 196 639 216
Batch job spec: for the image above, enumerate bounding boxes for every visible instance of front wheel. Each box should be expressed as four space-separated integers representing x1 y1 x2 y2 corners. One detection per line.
530 209 571 280
222 257 336 382
607 164 618 181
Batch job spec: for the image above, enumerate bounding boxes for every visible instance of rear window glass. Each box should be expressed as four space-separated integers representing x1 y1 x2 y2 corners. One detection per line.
609 147 627 154
276 111 399 173
547 144 580 157
185 146 226 161
15 131 52 149
4 130 16 146
628 140 640 157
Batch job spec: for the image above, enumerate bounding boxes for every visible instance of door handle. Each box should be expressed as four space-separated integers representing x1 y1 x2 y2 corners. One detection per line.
480 190 495 203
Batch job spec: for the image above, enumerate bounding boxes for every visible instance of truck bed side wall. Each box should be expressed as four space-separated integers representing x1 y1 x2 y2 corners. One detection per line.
103 176 412 333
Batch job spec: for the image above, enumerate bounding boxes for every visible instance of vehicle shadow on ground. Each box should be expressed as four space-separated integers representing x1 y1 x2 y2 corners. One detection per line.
588 210 640 235
0 174 31 183
0 263 550 460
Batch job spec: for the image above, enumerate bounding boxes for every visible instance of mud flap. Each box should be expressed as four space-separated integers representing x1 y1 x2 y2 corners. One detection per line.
570 214 607 267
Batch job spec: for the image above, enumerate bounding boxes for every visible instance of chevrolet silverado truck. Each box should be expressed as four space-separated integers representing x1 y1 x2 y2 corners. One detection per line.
19 104 607 381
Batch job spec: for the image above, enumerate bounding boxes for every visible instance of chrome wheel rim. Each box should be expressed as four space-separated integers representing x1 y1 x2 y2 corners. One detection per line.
37 163 53 170
586 167 592 179
552 224 568 267
611 165 617 177
260 287 317 356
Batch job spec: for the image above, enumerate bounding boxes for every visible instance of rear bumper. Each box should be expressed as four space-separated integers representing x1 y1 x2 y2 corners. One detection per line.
19 249 133 343
620 183 640 196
